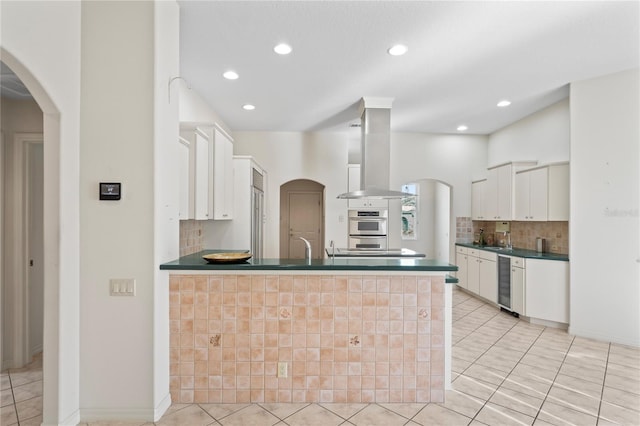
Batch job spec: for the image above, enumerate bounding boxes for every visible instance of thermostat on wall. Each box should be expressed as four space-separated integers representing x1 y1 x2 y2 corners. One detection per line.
99 182 121 200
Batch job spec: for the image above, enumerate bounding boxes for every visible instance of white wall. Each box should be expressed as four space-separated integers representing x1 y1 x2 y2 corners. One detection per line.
232 131 488 257
233 132 350 256
435 182 450 261
79 1 177 419
569 69 639 347
2 1 82 423
488 98 570 167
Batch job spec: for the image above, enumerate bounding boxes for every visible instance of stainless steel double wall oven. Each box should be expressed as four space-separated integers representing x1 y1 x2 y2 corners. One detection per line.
348 209 388 250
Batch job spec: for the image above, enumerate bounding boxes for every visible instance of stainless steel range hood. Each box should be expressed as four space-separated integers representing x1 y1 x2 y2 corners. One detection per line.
337 97 413 199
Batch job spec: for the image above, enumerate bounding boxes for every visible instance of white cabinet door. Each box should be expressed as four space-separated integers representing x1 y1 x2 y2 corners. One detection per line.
467 253 480 295
496 164 513 220
485 167 499 220
455 248 468 290
178 136 194 220
194 128 213 220
471 180 486 220
478 252 497 303
525 259 569 323
213 128 234 220
514 171 530 221
528 167 548 221
511 263 525 316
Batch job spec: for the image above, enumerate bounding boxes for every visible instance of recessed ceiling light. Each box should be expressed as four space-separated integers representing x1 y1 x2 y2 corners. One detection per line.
242 104 256 111
457 125 468 132
387 44 408 56
223 70 239 80
497 100 512 107
274 43 292 55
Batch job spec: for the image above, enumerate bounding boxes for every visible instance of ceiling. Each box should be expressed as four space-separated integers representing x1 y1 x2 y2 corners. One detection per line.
179 1 639 135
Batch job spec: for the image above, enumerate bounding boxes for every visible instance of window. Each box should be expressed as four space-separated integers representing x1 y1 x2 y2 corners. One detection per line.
401 183 418 240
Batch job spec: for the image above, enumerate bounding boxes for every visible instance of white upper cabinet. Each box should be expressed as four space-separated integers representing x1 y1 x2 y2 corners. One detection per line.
178 135 195 220
485 161 537 221
213 127 234 220
515 162 569 221
471 179 486 220
180 124 235 220
346 164 389 209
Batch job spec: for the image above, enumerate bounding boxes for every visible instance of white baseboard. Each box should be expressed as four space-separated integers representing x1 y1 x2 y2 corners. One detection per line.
154 392 172 422
80 407 156 423
42 408 80 426
568 325 640 348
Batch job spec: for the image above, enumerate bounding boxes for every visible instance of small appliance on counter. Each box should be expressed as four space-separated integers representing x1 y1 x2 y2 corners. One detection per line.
536 237 546 253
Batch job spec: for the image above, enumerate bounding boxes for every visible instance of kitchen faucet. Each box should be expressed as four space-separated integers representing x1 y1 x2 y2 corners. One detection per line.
504 231 512 250
329 240 335 261
298 237 312 261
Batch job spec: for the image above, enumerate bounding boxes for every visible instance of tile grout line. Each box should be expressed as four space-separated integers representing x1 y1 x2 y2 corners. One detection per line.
465 313 546 423
595 342 611 423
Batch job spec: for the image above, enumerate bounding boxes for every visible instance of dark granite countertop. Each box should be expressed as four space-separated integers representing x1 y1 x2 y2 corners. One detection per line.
160 250 457 272
456 243 569 261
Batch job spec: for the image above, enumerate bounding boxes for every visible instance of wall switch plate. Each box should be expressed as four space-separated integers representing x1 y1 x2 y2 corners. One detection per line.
277 362 287 378
110 279 136 296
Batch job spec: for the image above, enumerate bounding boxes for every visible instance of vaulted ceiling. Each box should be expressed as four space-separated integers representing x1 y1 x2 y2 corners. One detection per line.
179 1 639 134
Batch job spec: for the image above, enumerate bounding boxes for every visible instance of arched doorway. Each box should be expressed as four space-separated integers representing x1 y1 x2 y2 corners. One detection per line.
1 49 71 424
280 179 325 259
400 179 453 262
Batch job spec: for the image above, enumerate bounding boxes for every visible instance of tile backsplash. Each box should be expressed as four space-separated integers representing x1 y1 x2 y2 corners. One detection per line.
455 217 474 243
180 220 203 256
470 221 569 254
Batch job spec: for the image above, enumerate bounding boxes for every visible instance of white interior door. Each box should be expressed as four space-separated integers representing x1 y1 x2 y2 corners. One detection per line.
27 142 44 357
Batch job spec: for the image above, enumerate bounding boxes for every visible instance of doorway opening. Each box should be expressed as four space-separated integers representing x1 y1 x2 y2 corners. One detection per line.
400 179 452 262
279 179 325 259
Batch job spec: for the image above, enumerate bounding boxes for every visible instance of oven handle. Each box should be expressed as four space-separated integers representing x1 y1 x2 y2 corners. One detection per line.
349 235 387 238
349 217 387 221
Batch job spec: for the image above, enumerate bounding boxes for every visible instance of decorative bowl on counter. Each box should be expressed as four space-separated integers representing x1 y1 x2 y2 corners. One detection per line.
203 252 252 263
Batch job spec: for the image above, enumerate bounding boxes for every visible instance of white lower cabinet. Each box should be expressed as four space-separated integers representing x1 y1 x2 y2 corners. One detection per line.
455 246 468 290
525 259 569 324
478 251 497 303
511 258 525 316
467 249 480 295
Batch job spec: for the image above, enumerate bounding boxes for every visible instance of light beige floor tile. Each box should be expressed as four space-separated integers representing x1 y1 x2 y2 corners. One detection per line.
524 346 566 362
474 402 534 426
489 387 544 418
501 373 552 400
452 357 473 373
1 404 18 426
558 362 604 385
605 361 640 380
156 404 215 426
437 390 484 418
347 404 410 426
1 388 14 407
86 423 148 426
319 403 367 419
283 403 344 426
536 400 597 426
164 403 191 415
546 385 600 417
7 370 42 388
15 396 42 423
218 404 279 426
462 363 508 386
519 353 562 372
12 380 42 403
259 402 309 420
531 419 556 426
452 374 499 401
200 403 250 420
377 403 426 419
551 374 602 398
510 362 558 382
601 385 640 411
605 371 640 395
411 404 472 426
0 375 11 391
17 414 42 425
599 401 640 425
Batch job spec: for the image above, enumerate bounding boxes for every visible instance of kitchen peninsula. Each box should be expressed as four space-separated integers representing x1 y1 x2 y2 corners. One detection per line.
160 251 457 405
